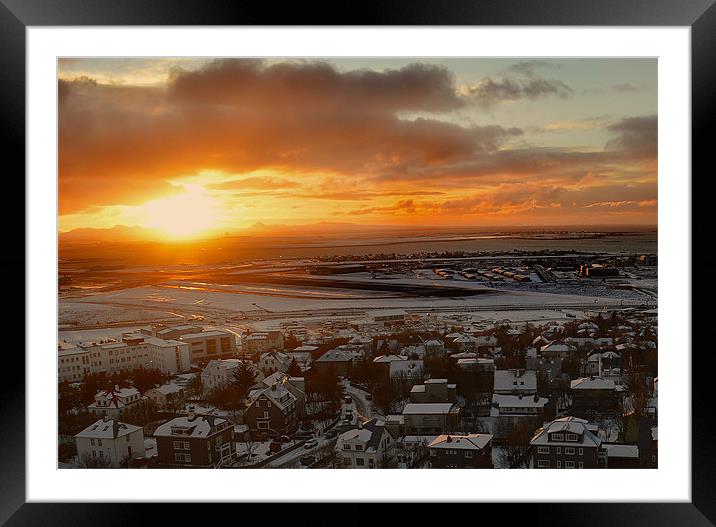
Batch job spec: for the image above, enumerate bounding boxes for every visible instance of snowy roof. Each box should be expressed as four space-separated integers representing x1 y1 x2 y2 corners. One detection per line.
148 383 183 396
248 384 296 410
336 418 388 452
494 370 537 392
402 403 454 415
389 360 424 378
492 393 548 409
75 418 142 440
530 417 601 448
315 349 353 362
181 330 230 340
603 443 639 459
153 414 228 438
373 354 407 363
570 377 616 390
540 342 575 354
428 434 492 450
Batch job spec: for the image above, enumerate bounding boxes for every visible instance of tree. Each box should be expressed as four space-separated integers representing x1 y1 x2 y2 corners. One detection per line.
497 419 536 469
231 361 258 402
287 357 302 377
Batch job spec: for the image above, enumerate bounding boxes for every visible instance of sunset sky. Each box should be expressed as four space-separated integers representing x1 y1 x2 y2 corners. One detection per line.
58 58 657 239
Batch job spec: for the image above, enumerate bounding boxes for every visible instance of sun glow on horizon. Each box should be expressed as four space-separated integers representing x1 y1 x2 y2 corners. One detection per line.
139 185 222 239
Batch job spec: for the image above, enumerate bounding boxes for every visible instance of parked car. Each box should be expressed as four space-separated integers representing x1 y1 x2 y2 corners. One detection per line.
343 395 353 404
300 455 317 466
325 429 338 439
365 393 373 400
275 435 291 443
304 439 318 449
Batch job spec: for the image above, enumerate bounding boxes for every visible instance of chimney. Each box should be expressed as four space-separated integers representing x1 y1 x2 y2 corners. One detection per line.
271 383 277 391
534 394 540 403
187 404 196 420
446 435 452 443
103 415 109 422
114 384 120 392
358 421 363 430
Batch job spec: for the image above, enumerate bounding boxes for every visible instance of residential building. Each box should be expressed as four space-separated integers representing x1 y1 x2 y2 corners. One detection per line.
313 349 353 376
258 351 291 376
602 443 640 468
75 417 145 467
335 418 394 468
494 369 537 395
409 379 456 404
428 434 493 468
154 409 236 468
145 383 186 411
491 393 550 440
58 341 91 383
570 376 620 417
400 402 461 435
242 330 285 358
530 416 602 469
245 383 299 439
87 385 146 419
200 358 262 394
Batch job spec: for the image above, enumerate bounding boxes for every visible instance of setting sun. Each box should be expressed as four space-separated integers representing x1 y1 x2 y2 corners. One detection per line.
139 185 221 239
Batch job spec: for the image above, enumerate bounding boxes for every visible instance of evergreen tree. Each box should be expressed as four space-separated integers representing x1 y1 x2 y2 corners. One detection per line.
231 361 258 401
287 357 302 377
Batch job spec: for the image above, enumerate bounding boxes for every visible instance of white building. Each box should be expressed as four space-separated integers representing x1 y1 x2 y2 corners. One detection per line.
58 341 91 383
258 351 291 376
87 385 146 419
335 418 394 468
75 417 145 467
200 359 260 394
145 383 186 411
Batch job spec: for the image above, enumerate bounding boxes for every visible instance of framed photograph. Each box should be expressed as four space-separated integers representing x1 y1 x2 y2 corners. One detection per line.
7 0 709 523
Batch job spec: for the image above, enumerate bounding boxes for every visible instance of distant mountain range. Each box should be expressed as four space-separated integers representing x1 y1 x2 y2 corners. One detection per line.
59 222 656 244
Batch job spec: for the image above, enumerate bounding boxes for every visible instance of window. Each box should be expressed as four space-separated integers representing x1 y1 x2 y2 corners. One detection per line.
556 447 561 454
552 433 564 441
566 433 578 442
98 451 104 458
565 447 575 455
557 460 562 468
356 458 365 466
355 445 363 451
537 446 550 454
343 444 351 450
465 451 473 458
537 460 550 468
565 460 576 468
174 453 191 462
258 422 269 429
578 448 583 455
579 461 584 468
263 411 269 419
97 439 102 447
90 439 95 446
173 441 190 450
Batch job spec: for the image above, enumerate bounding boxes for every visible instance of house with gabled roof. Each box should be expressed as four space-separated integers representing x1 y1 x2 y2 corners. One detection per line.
75 417 145 467
530 416 602 469
245 383 298 439
335 418 394 468
154 408 236 468
428 433 493 468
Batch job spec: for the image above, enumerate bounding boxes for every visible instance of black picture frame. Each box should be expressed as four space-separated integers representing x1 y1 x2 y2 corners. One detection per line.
4 0 709 524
